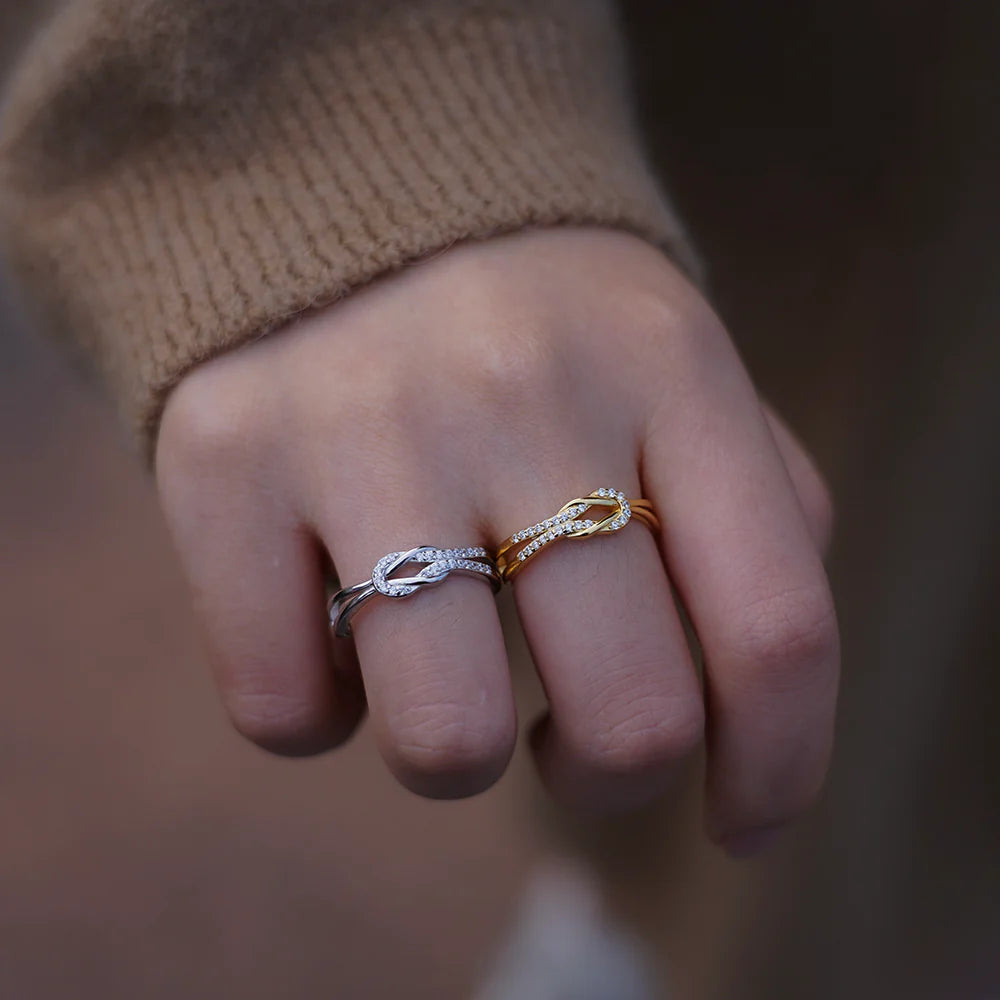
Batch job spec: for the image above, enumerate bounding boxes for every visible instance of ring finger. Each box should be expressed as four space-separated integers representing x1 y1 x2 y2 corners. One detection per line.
494 467 704 812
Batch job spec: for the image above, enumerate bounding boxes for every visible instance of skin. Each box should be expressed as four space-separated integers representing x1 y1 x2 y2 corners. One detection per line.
156 228 839 855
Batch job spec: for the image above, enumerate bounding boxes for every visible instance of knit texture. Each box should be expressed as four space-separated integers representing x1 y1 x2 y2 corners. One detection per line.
0 0 697 455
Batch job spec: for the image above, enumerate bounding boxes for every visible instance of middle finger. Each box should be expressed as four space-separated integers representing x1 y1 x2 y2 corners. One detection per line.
315 480 516 800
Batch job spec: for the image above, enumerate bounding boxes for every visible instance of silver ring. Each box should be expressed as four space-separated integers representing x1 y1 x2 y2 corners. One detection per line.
328 545 500 637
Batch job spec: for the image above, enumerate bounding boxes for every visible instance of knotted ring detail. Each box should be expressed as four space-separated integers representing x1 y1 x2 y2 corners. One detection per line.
329 546 500 637
495 487 660 582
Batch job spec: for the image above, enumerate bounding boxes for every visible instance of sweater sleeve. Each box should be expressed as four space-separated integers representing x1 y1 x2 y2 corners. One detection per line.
0 0 697 455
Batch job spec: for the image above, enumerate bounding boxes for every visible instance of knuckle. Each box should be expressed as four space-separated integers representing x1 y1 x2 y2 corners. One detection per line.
459 321 558 409
388 700 514 795
570 687 705 777
157 370 262 476
226 686 339 756
336 363 412 431
620 284 726 362
728 584 839 683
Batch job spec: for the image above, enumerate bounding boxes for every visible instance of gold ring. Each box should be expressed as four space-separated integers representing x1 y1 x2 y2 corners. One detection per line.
495 487 660 582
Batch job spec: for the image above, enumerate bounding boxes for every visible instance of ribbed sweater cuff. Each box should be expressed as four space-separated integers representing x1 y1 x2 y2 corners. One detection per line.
0 0 698 455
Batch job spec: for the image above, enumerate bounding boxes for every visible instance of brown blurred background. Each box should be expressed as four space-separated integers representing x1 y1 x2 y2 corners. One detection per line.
1 2 997 998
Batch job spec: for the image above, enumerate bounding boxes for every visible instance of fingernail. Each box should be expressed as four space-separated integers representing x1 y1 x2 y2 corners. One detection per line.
722 825 783 859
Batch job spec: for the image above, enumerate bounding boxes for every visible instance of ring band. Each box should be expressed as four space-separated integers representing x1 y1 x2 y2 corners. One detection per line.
495 487 659 582
328 546 500 637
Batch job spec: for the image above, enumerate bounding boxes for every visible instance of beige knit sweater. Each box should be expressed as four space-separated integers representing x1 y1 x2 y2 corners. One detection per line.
0 0 694 453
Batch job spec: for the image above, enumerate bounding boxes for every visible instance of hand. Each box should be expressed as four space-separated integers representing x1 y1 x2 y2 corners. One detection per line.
156 228 838 853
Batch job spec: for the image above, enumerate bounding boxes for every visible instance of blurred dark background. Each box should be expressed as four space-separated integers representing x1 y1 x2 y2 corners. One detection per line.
1 2 997 997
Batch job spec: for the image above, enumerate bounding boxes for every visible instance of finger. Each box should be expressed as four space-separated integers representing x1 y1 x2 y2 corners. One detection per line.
157 463 365 756
761 403 834 554
499 477 704 813
644 330 840 853
314 484 516 800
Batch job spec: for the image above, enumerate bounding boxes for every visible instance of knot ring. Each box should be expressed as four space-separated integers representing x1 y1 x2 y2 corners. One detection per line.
495 487 659 583
328 546 500 637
